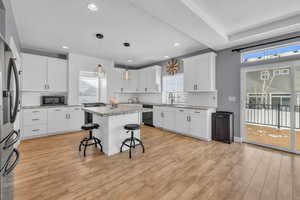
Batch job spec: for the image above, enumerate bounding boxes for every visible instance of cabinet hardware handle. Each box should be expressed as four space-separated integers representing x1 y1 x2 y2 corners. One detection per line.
32 129 40 132
32 119 39 121
55 109 61 111
194 111 201 113
186 116 189 121
179 110 184 112
32 111 40 113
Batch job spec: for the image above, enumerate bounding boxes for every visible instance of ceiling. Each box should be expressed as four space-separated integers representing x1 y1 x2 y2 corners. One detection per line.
10 0 206 66
11 0 300 67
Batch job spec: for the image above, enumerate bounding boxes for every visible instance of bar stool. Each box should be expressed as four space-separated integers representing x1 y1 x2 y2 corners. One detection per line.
120 124 145 159
79 123 103 157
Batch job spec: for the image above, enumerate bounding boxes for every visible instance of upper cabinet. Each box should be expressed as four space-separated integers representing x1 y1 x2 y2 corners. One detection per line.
22 53 48 91
47 57 68 92
115 65 161 94
183 52 216 92
21 53 68 92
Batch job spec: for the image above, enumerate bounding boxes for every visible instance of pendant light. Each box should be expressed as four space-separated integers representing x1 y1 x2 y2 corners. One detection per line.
123 68 130 80
97 64 105 78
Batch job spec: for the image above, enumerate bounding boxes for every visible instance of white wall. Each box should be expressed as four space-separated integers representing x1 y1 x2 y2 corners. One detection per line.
68 53 114 105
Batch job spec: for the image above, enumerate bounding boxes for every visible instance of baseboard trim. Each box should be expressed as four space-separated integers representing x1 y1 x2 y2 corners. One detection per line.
234 137 243 143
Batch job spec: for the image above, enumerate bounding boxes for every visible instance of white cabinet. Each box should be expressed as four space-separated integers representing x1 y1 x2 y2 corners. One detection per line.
138 66 161 93
22 106 83 139
47 107 68 133
175 109 190 134
114 65 161 94
47 58 68 92
183 52 216 92
153 107 164 128
22 53 47 91
189 110 209 139
22 108 47 139
153 106 214 141
67 107 84 131
153 107 175 131
163 110 176 131
21 53 68 92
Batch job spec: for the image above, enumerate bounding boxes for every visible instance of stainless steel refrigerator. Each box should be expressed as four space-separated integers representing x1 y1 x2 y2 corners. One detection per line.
0 34 20 200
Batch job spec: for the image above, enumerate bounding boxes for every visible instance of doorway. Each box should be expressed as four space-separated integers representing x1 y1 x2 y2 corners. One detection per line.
241 60 300 153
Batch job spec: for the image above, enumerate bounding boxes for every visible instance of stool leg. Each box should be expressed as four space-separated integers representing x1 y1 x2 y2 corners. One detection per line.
132 131 136 148
79 141 82 152
83 139 88 157
93 137 98 148
95 138 103 152
135 138 145 153
129 138 133 159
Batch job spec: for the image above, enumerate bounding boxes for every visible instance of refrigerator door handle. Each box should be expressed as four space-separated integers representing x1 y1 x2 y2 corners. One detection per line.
1 149 20 176
2 130 20 150
7 58 20 123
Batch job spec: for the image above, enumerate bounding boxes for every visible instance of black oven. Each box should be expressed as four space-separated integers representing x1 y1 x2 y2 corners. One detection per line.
41 96 66 106
142 104 153 126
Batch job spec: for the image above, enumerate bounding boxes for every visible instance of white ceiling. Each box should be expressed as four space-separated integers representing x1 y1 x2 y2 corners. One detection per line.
191 0 300 35
10 0 206 66
10 0 300 66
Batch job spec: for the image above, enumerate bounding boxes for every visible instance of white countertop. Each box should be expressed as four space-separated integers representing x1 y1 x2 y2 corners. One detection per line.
82 105 151 117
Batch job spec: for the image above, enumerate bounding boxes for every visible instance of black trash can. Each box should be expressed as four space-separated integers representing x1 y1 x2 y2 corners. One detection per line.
212 111 234 144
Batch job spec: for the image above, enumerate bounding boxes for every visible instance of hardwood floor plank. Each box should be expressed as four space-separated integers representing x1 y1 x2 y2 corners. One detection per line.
14 126 300 200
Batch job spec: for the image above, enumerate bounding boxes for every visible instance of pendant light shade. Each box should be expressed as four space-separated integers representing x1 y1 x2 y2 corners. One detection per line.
97 64 105 78
123 69 130 80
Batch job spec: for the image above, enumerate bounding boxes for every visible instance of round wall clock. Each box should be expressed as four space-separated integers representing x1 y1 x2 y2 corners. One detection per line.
166 59 179 75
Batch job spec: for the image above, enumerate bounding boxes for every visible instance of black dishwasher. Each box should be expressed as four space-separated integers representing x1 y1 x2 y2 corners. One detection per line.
212 111 234 144
142 104 153 126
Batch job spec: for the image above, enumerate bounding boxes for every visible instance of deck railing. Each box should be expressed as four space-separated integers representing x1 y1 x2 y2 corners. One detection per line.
246 104 300 129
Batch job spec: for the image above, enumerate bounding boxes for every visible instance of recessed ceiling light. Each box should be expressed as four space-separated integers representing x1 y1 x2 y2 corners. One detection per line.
127 59 133 63
62 46 69 49
123 42 130 47
88 3 98 11
174 42 180 47
96 33 104 39
164 56 169 58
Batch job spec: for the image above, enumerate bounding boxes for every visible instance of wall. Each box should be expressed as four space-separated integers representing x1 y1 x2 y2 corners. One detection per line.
68 53 114 105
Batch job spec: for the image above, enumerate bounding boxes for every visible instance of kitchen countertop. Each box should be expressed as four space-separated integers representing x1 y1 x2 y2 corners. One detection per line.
22 105 82 109
119 102 215 110
82 105 152 117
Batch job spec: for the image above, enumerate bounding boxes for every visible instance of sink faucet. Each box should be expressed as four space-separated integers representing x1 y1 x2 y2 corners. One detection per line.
168 92 175 105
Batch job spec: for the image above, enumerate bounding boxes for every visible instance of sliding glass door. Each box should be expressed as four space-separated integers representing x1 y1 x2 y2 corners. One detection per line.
242 61 300 153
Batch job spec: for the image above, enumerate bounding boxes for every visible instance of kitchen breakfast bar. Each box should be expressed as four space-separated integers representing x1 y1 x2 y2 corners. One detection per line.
82 105 151 156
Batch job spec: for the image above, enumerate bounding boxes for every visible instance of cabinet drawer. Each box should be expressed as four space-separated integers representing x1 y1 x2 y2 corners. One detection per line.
23 124 47 137
23 109 47 125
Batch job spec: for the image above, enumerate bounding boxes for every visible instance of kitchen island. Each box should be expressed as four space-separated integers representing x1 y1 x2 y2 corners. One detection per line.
82 105 151 156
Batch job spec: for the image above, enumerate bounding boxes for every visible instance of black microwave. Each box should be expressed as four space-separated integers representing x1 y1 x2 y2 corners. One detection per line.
42 96 66 106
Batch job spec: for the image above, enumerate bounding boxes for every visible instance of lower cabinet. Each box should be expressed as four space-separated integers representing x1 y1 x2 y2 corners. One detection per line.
22 106 83 139
153 106 214 141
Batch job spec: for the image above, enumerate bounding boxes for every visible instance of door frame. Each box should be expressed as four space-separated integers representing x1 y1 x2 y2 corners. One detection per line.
240 59 300 154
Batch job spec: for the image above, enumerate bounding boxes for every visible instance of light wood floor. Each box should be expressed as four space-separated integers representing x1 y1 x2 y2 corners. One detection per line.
14 126 300 200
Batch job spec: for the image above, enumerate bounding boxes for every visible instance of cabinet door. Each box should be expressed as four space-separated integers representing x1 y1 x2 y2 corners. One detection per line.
163 110 175 131
67 107 84 130
153 107 163 127
195 53 214 91
183 58 196 92
147 66 161 93
47 58 68 92
190 110 208 139
22 53 47 91
138 69 148 93
175 110 190 134
47 108 68 133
